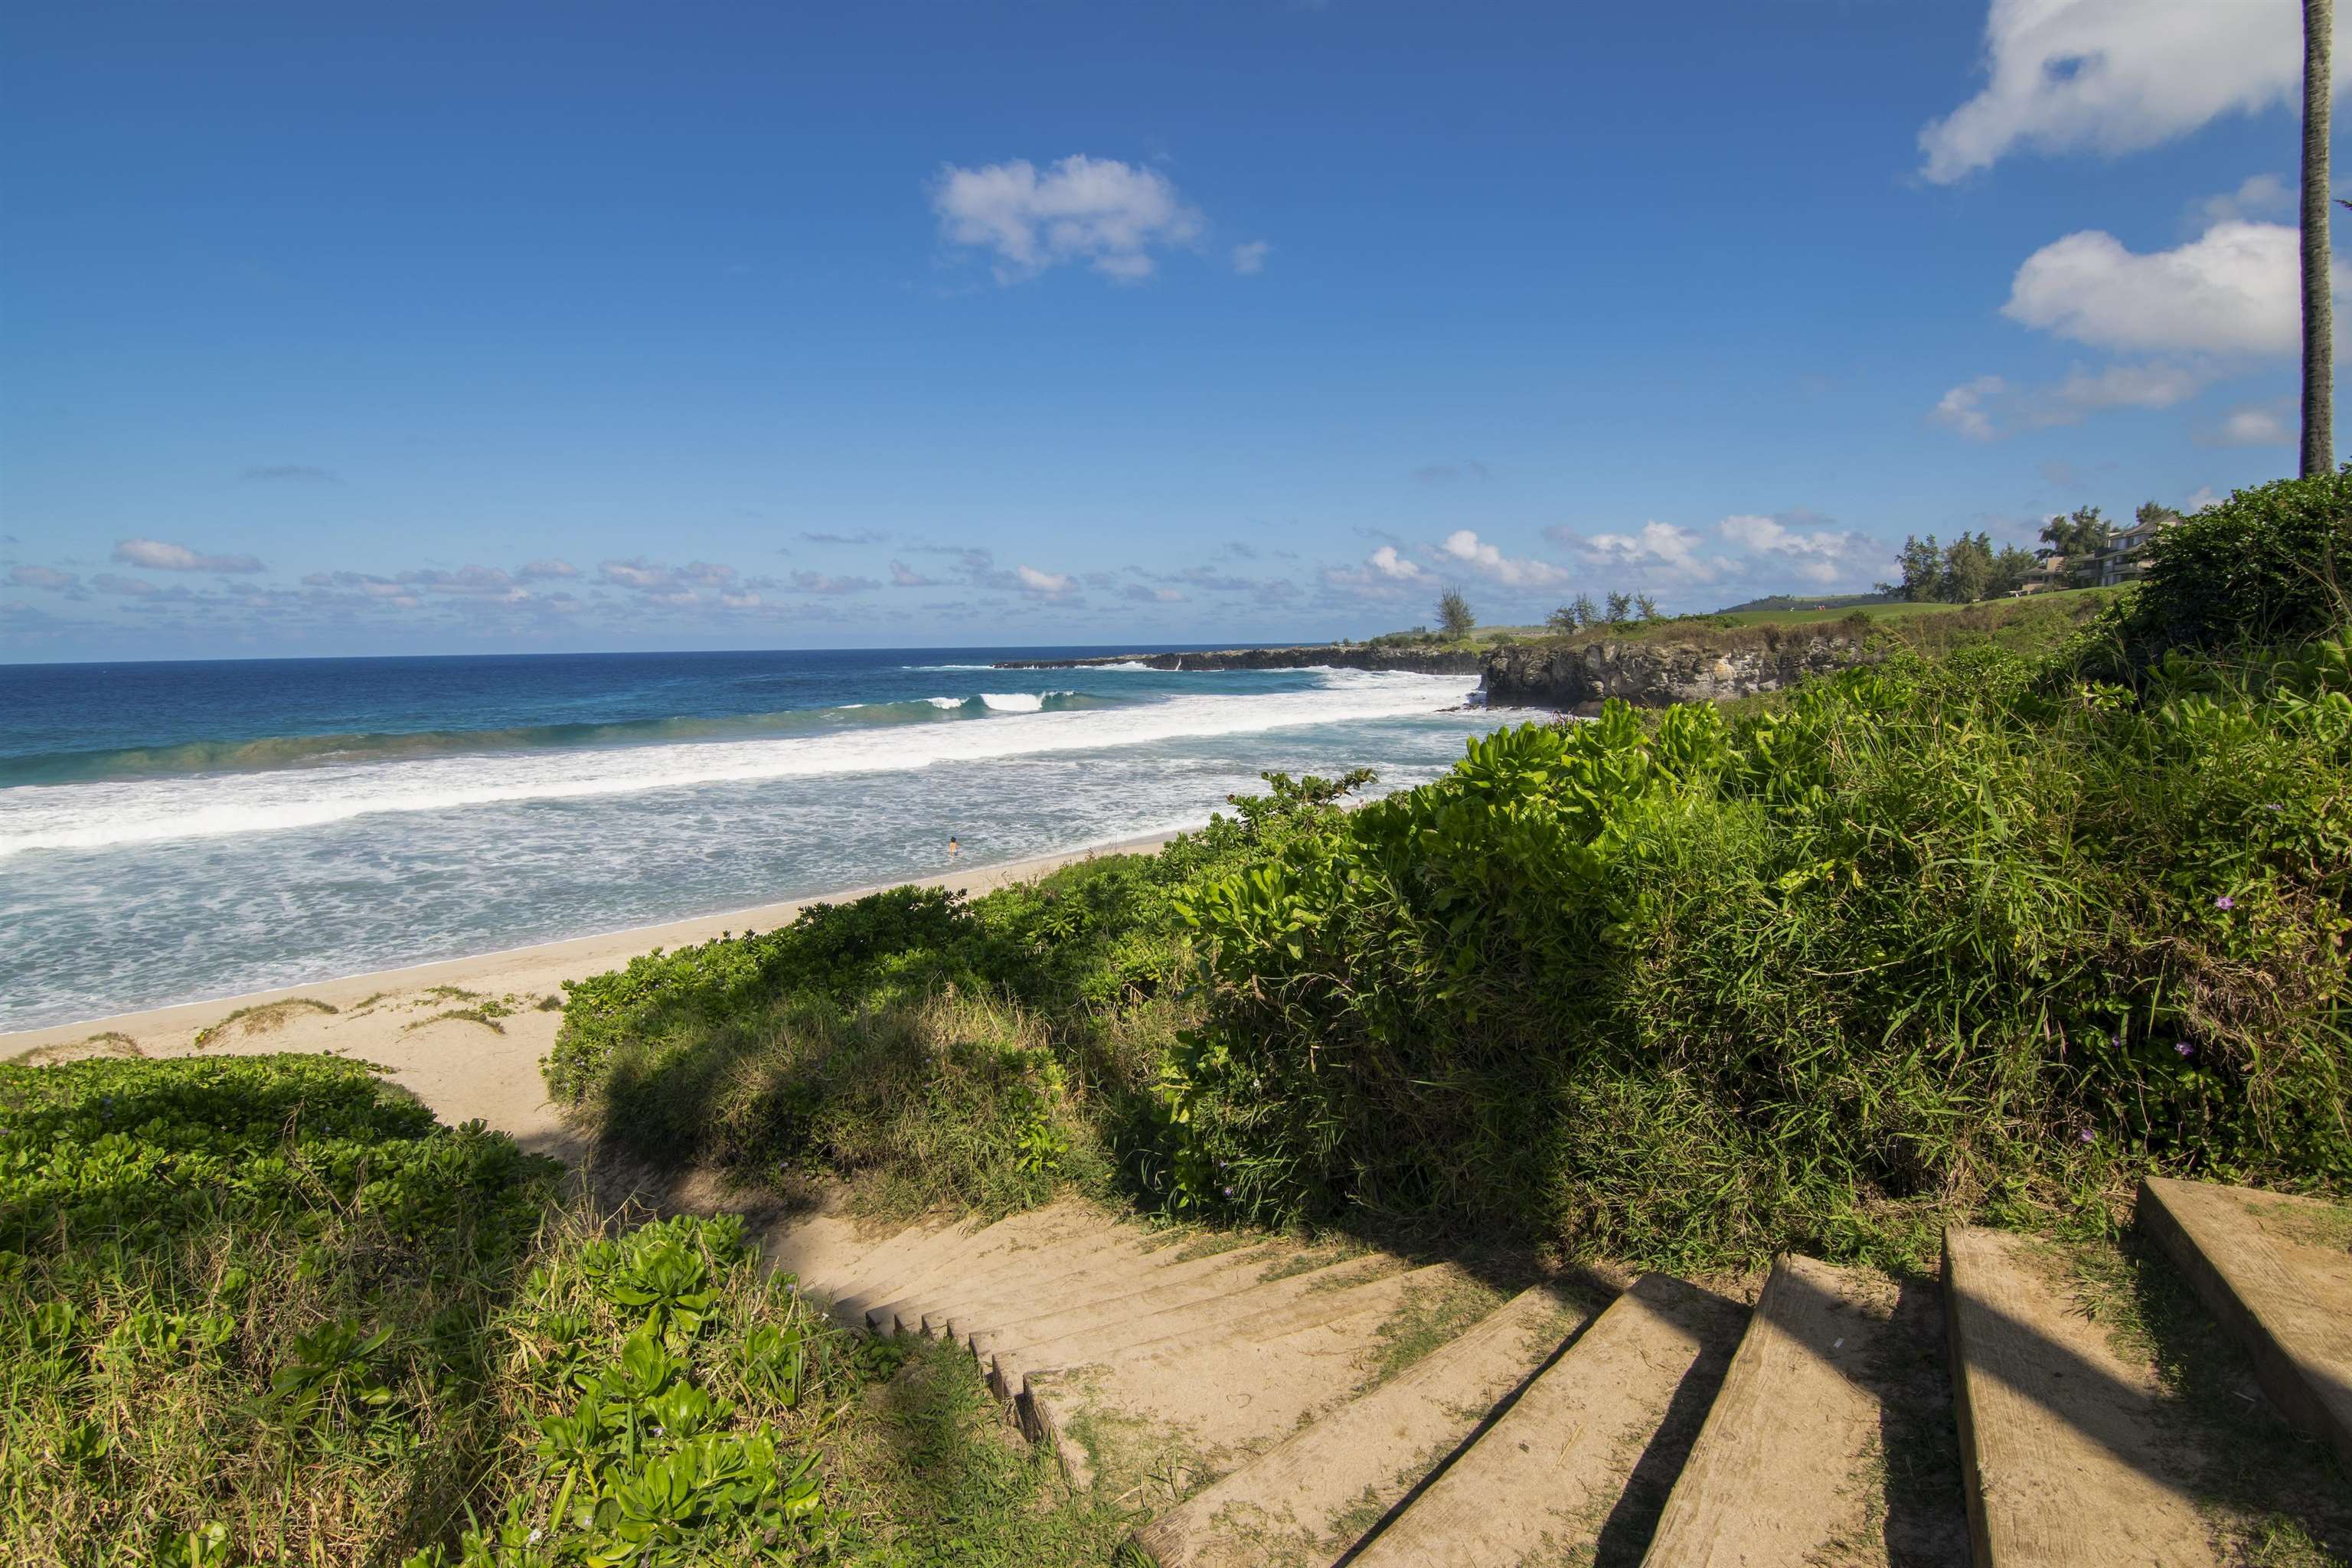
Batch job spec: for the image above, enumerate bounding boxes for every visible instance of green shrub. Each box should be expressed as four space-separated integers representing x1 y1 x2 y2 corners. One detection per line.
2125 469 2351 653
547 773 1370 1204
1165 639 2352 1269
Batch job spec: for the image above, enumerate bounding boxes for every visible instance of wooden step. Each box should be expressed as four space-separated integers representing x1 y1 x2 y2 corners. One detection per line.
1345 1272 1747 1566
1132 1282 1596 1568
985 1254 1404 1400
1639 1256 1899 1566
848 1203 1145 1333
2138 1176 2352 1475
1943 1225 2220 1567
827 1214 995 1323
799 1215 957 1308
924 1233 1267 1343
954 1243 1295 1354
760 1212 928 1306
1021 1263 1480 1495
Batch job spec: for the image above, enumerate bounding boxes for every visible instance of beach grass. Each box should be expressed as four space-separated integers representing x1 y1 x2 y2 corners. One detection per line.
0 1054 1136 1566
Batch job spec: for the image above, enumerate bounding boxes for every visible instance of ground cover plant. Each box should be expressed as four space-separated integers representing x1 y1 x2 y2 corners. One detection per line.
548 477 2352 1279
0 1055 1136 1566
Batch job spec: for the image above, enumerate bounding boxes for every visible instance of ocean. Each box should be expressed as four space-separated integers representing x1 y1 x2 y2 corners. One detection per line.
0 647 1494 1032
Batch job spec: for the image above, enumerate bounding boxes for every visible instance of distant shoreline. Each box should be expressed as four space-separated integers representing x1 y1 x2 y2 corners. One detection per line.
995 642 1482 678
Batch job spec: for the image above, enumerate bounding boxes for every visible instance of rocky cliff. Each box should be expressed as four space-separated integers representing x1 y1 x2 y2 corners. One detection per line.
1478 629 1873 711
996 644 1483 676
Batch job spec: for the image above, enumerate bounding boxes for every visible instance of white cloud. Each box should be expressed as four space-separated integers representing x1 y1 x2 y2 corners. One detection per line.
407 566 516 596
2185 485 2223 510
2004 221 2344 355
516 558 578 581
1323 545 1430 594
1125 583 1187 603
932 155 1205 283
1014 564 1075 596
1921 0 2329 184
1931 375 2008 440
2196 172 2295 227
792 570 880 595
599 558 673 592
1556 521 1731 585
1930 361 2203 439
2197 401 2295 446
2050 361 2203 410
1436 530 1573 589
1716 513 1877 586
1230 240 1270 275
8 564 77 590
113 537 265 573
91 573 174 598
888 560 936 588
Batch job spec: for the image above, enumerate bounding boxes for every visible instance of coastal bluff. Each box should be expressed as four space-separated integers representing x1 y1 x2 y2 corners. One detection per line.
1480 627 1873 711
999 626 1872 710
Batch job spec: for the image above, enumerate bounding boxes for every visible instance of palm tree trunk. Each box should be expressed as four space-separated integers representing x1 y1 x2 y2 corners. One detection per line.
2304 0 2334 478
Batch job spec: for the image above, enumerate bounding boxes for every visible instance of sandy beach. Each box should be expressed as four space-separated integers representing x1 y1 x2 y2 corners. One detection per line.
2 829 1179 1160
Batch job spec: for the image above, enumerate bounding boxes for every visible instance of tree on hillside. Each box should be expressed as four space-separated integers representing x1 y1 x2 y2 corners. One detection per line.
1635 593 1660 621
1895 535 1944 602
2306 0 2335 475
1545 602 1581 633
2137 499 2183 531
1604 590 1634 626
1568 592 1597 630
1942 532 1995 603
1436 585 1477 638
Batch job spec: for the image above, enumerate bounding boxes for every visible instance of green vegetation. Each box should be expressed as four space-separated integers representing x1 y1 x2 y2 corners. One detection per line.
1164 638 2350 1268
547 780 1363 1223
2 1054 1135 1565
2105 467 2350 660
551 477 2350 1281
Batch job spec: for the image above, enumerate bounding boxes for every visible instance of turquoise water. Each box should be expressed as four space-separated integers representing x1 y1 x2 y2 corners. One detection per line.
0 647 1494 1031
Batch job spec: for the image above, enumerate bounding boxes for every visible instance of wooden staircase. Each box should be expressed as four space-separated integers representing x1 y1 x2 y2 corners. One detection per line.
766 1178 2351 1566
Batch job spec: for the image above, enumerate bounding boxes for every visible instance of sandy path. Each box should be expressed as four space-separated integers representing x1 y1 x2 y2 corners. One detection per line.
3 831 1177 1161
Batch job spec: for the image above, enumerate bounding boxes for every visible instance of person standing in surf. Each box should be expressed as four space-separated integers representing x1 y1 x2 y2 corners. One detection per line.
948 835 959 863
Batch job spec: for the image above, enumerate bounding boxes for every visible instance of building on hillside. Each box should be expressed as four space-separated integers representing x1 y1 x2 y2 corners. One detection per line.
2011 550 2070 596
2095 511 2176 587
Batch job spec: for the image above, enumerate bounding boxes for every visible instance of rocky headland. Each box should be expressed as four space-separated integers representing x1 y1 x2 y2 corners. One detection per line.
999 626 1874 710
1478 627 1875 711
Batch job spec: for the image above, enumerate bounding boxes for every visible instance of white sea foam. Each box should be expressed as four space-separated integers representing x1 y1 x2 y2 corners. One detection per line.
923 696 964 709
0 670 1474 857
978 692 1046 711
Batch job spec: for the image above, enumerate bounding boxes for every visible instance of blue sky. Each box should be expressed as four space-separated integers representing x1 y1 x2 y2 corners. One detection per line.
0 0 2336 659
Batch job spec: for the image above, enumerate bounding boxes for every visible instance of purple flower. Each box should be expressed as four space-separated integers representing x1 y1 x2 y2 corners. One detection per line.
2175 1042 2194 1058
2213 895 2236 910
2077 1129 2096 1145
1221 1185 1235 1198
